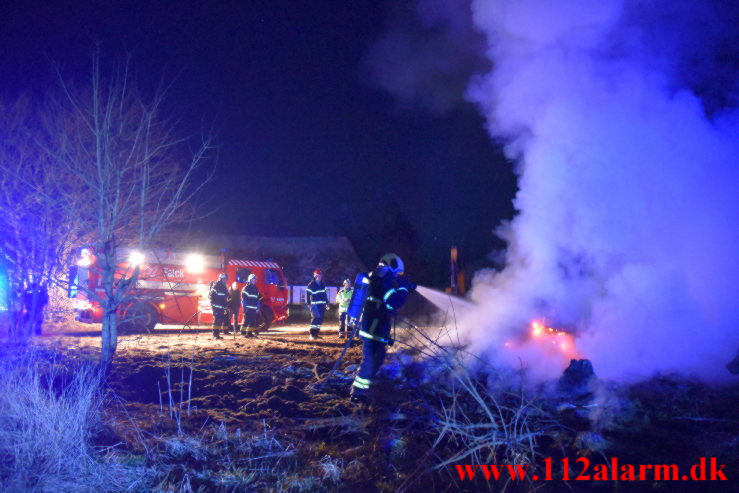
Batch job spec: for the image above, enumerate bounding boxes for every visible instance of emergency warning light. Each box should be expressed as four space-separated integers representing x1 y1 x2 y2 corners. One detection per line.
77 248 91 266
0 265 7 312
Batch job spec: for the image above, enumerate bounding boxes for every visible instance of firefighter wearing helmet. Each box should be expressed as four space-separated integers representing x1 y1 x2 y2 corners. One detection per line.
351 253 416 403
241 273 263 337
306 269 328 339
335 278 353 339
209 273 229 339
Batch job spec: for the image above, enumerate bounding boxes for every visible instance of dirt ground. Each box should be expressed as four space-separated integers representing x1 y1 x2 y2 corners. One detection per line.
35 322 439 491
31 323 739 492
40 322 368 425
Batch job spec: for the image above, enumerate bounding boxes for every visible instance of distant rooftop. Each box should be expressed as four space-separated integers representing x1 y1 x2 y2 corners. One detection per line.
187 236 367 285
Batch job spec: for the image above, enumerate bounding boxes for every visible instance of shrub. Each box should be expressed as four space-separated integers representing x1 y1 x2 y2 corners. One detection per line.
0 347 147 491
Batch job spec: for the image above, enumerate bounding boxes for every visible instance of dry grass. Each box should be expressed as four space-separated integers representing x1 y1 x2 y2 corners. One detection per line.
150 419 345 492
0 347 151 491
394 322 547 491
430 350 541 468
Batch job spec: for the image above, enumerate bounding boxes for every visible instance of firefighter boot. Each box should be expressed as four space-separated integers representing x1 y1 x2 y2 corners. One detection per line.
309 328 320 340
213 327 221 339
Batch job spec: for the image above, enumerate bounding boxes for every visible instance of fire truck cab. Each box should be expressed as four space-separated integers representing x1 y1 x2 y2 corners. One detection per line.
69 247 289 333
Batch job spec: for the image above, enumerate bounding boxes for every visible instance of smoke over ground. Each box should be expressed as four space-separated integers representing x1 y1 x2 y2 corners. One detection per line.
458 0 739 382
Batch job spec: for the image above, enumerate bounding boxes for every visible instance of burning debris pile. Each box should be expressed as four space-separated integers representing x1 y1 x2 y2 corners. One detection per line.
505 320 579 360
447 0 739 383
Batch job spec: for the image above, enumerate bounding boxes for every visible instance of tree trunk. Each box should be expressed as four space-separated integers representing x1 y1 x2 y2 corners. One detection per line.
99 244 118 367
101 309 118 367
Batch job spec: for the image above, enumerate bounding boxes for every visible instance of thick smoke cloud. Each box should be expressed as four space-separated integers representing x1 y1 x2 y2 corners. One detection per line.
460 0 739 382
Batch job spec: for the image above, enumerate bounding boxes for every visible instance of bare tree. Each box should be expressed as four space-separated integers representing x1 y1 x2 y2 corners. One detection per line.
54 53 216 364
0 51 216 364
0 96 81 343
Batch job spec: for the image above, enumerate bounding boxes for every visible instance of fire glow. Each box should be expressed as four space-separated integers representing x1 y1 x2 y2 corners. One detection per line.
505 320 580 360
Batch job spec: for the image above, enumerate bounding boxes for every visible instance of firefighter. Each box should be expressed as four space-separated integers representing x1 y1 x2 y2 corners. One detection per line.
209 273 229 338
350 253 415 403
23 281 49 336
335 279 353 339
306 269 328 339
225 281 241 334
241 273 263 337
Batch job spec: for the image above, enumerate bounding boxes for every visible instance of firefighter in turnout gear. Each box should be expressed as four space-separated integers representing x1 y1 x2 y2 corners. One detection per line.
351 253 415 403
241 273 263 337
306 269 328 339
24 282 49 336
336 279 353 339
225 281 241 334
209 273 229 338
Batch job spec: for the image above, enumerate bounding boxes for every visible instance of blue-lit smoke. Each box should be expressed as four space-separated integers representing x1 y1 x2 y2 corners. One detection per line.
461 0 739 381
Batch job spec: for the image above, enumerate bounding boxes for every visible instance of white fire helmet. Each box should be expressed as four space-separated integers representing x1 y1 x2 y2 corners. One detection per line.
379 253 404 275
218 273 227 280
248 273 257 283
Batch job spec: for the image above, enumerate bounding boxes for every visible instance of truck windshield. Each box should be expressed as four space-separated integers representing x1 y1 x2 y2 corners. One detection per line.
236 268 252 283
265 268 284 287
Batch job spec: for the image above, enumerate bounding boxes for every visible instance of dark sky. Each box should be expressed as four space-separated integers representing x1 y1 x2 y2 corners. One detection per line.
0 0 517 285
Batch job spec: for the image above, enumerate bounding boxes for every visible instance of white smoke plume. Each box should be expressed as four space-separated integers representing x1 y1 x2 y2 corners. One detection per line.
457 0 739 382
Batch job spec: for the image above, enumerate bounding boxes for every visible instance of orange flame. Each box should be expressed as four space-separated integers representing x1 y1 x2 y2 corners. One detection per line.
504 320 580 359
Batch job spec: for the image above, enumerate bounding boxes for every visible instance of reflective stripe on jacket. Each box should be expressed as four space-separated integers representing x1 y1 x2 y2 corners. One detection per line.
241 284 262 310
209 280 228 309
306 279 328 304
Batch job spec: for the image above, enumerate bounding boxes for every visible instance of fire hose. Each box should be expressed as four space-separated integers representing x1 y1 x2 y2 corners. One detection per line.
311 315 411 383
311 318 362 383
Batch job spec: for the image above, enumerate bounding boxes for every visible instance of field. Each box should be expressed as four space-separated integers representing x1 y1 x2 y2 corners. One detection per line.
1 321 737 492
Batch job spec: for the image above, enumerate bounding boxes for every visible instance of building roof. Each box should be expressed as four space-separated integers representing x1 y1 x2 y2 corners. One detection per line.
196 236 367 286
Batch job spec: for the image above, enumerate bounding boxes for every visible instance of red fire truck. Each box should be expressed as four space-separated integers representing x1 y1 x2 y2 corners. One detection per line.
69 247 289 333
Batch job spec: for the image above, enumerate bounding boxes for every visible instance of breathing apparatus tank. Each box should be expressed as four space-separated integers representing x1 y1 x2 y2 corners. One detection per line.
346 272 371 327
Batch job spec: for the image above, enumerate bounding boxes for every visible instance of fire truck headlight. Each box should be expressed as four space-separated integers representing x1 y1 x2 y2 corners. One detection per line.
185 253 205 273
129 251 145 267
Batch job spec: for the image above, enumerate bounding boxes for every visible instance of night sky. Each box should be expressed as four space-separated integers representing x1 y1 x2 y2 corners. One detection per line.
0 0 517 285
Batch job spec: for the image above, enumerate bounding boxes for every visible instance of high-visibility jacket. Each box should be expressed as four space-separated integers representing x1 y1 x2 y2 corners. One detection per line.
306 279 328 305
241 283 263 310
209 280 228 309
336 287 353 313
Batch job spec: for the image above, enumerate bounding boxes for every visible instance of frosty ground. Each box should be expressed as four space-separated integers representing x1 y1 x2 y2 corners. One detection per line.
44 323 366 426
28 323 443 492
3 322 737 492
